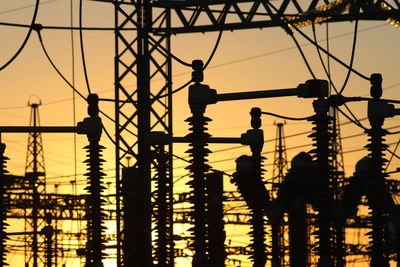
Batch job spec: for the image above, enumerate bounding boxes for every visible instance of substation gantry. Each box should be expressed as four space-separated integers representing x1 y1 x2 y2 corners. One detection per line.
112 0 400 265
141 62 328 267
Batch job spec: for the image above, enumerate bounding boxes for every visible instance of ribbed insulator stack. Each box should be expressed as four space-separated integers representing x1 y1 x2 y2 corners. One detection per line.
84 141 107 267
308 99 334 266
365 124 390 267
153 146 170 266
249 154 267 267
0 144 9 266
185 112 211 266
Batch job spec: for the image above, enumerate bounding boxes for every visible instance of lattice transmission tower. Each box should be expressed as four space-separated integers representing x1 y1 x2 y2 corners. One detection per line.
111 1 400 266
24 100 46 267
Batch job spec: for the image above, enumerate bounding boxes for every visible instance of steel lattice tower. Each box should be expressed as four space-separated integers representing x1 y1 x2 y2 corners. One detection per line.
272 122 289 197
114 1 173 266
24 101 46 267
112 0 400 265
271 122 288 267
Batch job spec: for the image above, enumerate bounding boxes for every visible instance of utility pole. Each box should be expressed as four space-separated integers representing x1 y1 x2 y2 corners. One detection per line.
25 100 46 267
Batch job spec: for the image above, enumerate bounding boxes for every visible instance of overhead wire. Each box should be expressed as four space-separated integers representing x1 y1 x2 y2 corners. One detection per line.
261 111 314 121
79 0 92 95
0 0 40 72
311 20 367 129
35 28 87 101
287 29 317 79
264 0 370 81
150 9 227 101
338 16 360 95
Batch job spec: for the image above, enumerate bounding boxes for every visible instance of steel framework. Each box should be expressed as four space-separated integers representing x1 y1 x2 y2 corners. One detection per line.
112 0 400 266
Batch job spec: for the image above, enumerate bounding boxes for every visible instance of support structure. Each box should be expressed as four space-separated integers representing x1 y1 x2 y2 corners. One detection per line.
24 101 46 267
271 122 288 267
114 2 173 265
112 1 400 265
0 143 9 266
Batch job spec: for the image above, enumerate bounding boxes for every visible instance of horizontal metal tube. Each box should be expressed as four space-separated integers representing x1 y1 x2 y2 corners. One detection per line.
216 88 297 102
0 126 77 133
172 137 242 144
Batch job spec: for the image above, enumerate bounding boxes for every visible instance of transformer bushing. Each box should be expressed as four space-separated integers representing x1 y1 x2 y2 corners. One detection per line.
186 60 211 266
78 94 107 267
232 108 268 267
0 143 8 266
308 97 334 267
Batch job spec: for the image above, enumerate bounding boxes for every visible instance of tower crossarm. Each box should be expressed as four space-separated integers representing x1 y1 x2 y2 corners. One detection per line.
147 0 400 34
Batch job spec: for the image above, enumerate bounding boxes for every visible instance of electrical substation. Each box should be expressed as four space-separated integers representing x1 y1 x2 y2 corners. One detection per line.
1 0 400 266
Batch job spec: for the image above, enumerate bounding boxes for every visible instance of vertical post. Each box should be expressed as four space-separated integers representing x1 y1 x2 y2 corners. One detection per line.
43 213 54 267
32 104 39 267
136 0 153 264
206 171 225 266
154 145 170 266
288 202 308 267
0 142 8 266
122 167 152 266
114 1 173 265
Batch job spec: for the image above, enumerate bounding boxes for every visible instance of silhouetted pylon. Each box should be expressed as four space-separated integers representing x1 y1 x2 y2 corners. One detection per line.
25 99 46 267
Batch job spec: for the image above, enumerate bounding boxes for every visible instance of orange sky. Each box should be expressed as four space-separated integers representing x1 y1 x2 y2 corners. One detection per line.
1 0 400 266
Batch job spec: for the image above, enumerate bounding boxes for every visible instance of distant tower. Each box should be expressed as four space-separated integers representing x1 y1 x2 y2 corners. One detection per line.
271 122 288 267
25 99 46 267
272 122 288 196
329 106 346 267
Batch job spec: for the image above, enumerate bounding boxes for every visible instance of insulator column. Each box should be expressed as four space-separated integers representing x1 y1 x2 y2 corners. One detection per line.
0 143 8 266
366 104 390 267
308 98 334 267
80 94 107 267
186 60 211 266
364 73 395 267
154 145 173 266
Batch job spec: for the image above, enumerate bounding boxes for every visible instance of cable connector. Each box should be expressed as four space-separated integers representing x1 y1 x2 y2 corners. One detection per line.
297 79 328 98
77 117 102 136
370 73 383 100
188 83 217 113
77 94 102 138
32 23 43 32
368 100 400 123
241 108 264 154
148 131 170 145
192 60 204 83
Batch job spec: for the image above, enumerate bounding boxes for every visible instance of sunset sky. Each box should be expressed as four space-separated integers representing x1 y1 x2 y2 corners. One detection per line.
1 0 400 266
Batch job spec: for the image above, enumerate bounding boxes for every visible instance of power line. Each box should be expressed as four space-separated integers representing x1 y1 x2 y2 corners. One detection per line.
36 28 87 101
265 0 370 81
0 0 39 72
79 0 92 95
